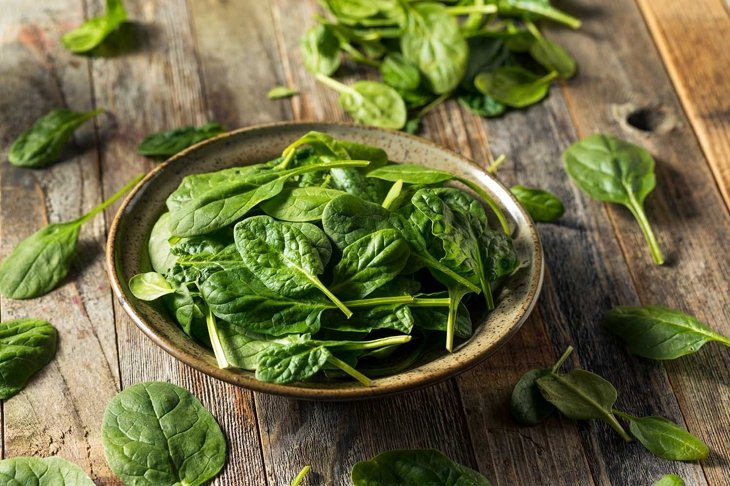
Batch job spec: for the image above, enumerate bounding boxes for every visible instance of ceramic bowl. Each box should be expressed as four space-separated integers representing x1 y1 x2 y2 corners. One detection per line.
106 122 543 400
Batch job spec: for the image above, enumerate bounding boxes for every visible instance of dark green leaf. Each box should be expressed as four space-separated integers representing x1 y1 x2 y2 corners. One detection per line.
322 194 392 250
528 31 576 79
102 381 226 486
8 108 102 168
457 93 506 118
604 305 730 360
61 0 127 53
462 37 510 90
256 343 331 384
510 185 565 222
137 122 226 158
0 319 57 400
475 66 556 108
260 187 346 222
511 369 555 425
367 163 453 185
0 456 94 485
617 413 709 461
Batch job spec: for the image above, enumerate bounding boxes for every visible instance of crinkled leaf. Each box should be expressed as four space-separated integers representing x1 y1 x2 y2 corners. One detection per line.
0 456 94 485
256 343 331 384
0 319 57 400
260 187 346 222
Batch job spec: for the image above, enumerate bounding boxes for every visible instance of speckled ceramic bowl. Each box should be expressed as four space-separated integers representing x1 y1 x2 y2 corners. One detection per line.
106 122 543 400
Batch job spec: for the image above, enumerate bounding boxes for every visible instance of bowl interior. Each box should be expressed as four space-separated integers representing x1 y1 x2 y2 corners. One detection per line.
107 122 543 400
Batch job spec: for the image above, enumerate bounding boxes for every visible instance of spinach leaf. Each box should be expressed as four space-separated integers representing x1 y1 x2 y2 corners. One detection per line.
234 216 352 317
458 93 506 118
129 272 175 301
260 187 346 222
537 369 631 441
322 194 392 250
461 37 510 90
137 122 225 158
0 319 57 400
279 131 388 170
563 134 665 264
148 213 178 274
511 346 573 425
61 0 127 53
331 229 410 299
496 0 581 29
267 86 299 99
614 412 709 461
410 293 472 339
401 3 469 94
301 24 341 76
653 475 686 486
510 185 565 222
0 456 94 485
8 108 103 168
475 66 557 108
102 381 226 486
380 53 421 92
322 304 415 334
0 174 143 299
290 465 312 486
330 166 390 203
256 342 332 384
526 21 576 79
351 449 491 486
604 305 730 360
213 321 282 370
167 159 369 237
316 75 407 129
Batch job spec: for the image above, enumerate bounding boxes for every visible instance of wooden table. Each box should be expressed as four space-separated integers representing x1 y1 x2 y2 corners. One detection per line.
1 1 729 484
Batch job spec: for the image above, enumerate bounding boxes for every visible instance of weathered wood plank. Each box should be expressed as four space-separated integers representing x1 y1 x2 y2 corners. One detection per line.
85 0 266 483
549 0 730 483
0 1 119 478
635 0 730 208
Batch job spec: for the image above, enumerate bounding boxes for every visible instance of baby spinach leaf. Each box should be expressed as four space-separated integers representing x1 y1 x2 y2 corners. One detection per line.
497 0 581 29
267 86 299 99
410 295 472 339
604 305 730 360
511 346 573 425
8 108 103 168
401 3 469 94
167 159 368 237
351 449 492 486
256 342 331 384
260 187 346 222
102 381 226 486
563 134 665 264
653 475 686 486
0 174 143 299
0 456 94 485
279 131 388 170
461 37 511 90
526 21 576 79
148 212 178 274
380 53 421 92
214 321 283 370
129 272 175 301
290 465 312 486
537 369 631 441
615 412 709 461
61 0 127 53
510 185 565 222
0 319 57 400
322 304 415 334
475 66 557 108
301 24 341 76
330 166 390 203
331 229 410 299
322 194 393 250
234 216 353 317
458 93 506 118
137 122 225 159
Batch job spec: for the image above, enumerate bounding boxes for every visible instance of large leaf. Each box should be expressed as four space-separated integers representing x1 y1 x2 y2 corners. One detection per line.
0 319 57 400
102 382 226 486
260 187 346 222
0 456 94 485
256 343 331 384
322 194 392 250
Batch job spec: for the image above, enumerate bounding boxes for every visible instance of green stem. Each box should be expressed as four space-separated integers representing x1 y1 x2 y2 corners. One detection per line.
327 355 372 386
382 179 404 209
206 309 230 369
340 42 380 67
345 295 415 307
626 199 665 265
289 465 311 486
550 345 574 373
446 5 498 15
417 92 451 118
486 154 506 174
407 297 451 307
446 288 468 352
515 2 582 29
610 410 637 443
315 73 358 97
538 71 559 84
328 335 412 351
456 176 511 235
310 276 353 318
524 19 544 42
76 173 144 225
426 257 482 294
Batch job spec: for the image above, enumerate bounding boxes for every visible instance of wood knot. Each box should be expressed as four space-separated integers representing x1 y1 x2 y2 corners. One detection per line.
610 103 678 135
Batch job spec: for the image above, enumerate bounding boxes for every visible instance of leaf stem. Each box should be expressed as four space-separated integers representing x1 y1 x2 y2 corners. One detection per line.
327 355 372 386
340 42 380 67
446 5 498 15
315 73 358 97
426 257 482 294
416 92 451 118
206 309 230 369
486 154 506 174
550 345 574 373
289 465 311 486
76 173 144 225
345 295 415 307
515 2 581 29
328 335 412 351
407 297 451 307
446 287 469 352
626 199 665 265
311 276 353 318
456 176 511 235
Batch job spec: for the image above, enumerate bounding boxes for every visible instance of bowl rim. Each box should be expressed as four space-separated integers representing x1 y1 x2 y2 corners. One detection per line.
106 121 544 401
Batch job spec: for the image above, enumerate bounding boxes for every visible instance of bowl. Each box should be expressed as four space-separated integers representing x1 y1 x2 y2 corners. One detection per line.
106 122 543 400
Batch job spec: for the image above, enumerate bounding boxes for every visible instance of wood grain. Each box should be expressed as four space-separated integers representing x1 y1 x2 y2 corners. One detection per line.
635 0 730 208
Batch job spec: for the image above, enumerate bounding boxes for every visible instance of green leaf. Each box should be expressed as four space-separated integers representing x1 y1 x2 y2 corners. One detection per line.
260 187 346 222
511 369 555 425
331 229 410 299
497 0 581 29
0 319 57 400
61 0 127 53
148 212 178 274
0 456 94 485
137 122 225 158
380 53 421 92
0 175 143 299
301 24 341 76
458 93 506 118
323 304 415 334
129 272 175 301
410 297 471 339
102 382 227 486
604 305 730 360
461 37 510 91
475 66 556 108
401 3 469 94
8 108 102 168
256 342 331 384
367 163 453 185
213 321 281 370
563 133 665 264
510 185 565 222
653 475 685 486
537 369 631 440
615 412 709 461
336 79 407 129
528 29 576 79
322 194 392 250
268 86 299 100
351 449 492 486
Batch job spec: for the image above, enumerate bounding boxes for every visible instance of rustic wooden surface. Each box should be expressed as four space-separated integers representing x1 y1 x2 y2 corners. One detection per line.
1 1 728 485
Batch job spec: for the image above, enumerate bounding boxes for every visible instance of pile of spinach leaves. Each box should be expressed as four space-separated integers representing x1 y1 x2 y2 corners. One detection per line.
129 131 519 385
297 0 580 131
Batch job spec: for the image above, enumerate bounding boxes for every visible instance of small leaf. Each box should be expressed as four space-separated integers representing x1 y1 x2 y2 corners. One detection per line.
138 122 226 158
618 413 709 461
510 185 565 222
0 319 57 399
8 108 103 168
511 369 555 425
475 66 556 108
301 24 340 76
604 305 730 360
0 456 94 485
458 93 506 118
61 0 127 53
129 272 174 301
268 86 299 100
653 474 685 486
